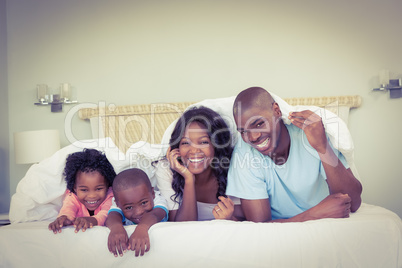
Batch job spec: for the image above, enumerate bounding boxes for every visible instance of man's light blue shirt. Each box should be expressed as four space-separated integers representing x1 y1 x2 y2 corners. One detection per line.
226 124 349 220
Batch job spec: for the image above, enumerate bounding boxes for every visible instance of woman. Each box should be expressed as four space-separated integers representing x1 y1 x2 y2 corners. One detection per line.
155 106 244 221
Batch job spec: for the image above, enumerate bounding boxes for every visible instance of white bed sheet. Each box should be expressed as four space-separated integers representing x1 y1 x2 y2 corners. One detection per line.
1 203 401 268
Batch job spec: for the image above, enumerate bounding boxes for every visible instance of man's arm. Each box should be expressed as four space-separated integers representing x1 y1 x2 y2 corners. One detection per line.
242 193 352 223
319 148 362 212
289 110 362 211
241 199 271 222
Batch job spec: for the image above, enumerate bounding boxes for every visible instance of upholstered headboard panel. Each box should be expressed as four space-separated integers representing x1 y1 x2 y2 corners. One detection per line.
78 95 361 153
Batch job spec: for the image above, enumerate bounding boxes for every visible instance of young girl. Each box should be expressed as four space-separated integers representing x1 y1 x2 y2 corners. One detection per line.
48 148 116 234
155 106 244 221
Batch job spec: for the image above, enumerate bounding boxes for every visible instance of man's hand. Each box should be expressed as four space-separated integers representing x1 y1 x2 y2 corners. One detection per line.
289 110 328 154
108 225 129 257
306 193 352 220
129 225 150 257
213 196 235 220
48 215 73 234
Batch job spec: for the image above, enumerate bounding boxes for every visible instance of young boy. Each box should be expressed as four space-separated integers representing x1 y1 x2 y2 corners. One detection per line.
106 168 168 257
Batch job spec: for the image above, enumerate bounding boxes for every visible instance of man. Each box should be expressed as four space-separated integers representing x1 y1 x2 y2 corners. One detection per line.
226 87 362 222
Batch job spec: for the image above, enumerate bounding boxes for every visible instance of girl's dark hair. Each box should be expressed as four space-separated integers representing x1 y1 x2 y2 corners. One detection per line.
169 106 233 203
64 148 116 193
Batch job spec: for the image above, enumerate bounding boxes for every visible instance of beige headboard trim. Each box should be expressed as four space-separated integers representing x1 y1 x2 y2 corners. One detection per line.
78 95 361 153
78 102 196 120
283 95 361 108
78 95 361 120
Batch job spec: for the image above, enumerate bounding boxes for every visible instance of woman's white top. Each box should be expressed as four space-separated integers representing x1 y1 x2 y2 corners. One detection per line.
154 159 239 221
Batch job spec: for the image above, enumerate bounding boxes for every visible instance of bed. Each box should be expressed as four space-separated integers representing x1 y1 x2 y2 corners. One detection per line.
1 94 401 268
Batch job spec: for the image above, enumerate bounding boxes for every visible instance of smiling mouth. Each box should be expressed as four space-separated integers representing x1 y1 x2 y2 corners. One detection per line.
189 158 205 163
133 216 142 223
255 138 270 148
86 200 98 205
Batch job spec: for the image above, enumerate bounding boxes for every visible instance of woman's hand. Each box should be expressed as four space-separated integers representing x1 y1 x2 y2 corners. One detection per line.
213 196 235 220
166 147 192 178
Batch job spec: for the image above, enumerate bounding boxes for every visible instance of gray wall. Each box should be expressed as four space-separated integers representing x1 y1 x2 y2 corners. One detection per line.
0 0 10 213
5 0 402 216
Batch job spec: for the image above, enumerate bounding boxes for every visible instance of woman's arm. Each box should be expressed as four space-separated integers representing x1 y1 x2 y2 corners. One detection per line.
171 173 198 221
166 147 198 221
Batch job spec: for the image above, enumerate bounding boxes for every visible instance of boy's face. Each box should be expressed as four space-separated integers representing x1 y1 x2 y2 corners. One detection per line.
234 103 282 156
115 184 155 224
74 171 108 212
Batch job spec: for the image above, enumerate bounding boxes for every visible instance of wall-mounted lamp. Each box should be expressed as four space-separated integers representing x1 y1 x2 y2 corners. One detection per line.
34 83 78 112
373 70 402 98
14 129 60 164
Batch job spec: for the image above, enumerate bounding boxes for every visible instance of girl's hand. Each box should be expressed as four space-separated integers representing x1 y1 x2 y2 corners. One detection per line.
213 196 235 220
73 217 96 233
48 215 73 234
129 225 150 257
166 147 192 178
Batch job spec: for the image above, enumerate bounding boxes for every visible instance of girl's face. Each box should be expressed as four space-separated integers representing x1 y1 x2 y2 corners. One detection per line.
74 170 108 212
179 121 215 175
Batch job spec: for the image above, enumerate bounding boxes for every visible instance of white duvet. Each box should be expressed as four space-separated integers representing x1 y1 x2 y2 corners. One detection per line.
1 203 401 268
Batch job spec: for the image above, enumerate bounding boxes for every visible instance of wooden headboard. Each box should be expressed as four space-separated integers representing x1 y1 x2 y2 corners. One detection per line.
78 95 361 153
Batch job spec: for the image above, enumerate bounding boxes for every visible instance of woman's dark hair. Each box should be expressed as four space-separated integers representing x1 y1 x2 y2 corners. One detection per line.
64 148 116 193
170 106 233 203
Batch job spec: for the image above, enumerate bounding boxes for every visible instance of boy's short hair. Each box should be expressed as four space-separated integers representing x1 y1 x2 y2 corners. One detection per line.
112 168 152 195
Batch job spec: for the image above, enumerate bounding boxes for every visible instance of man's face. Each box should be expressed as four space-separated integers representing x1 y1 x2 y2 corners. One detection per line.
234 104 282 156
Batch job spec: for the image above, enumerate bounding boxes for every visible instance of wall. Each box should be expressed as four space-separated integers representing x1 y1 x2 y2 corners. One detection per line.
0 0 10 213
6 0 402 216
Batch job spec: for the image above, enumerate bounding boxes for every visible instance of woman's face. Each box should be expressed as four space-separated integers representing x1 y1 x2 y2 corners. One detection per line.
179 121 215 175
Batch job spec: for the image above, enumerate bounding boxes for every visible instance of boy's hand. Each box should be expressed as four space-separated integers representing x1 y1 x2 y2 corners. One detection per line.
108 225 129 257
213 196 235 220
73 217 96 233
48 215 73 234
129 225 150 257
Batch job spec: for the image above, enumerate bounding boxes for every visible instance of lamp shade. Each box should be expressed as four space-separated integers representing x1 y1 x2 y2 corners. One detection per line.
14 129 60 164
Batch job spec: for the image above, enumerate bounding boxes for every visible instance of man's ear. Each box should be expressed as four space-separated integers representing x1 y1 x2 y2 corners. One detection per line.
272 103 282 117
